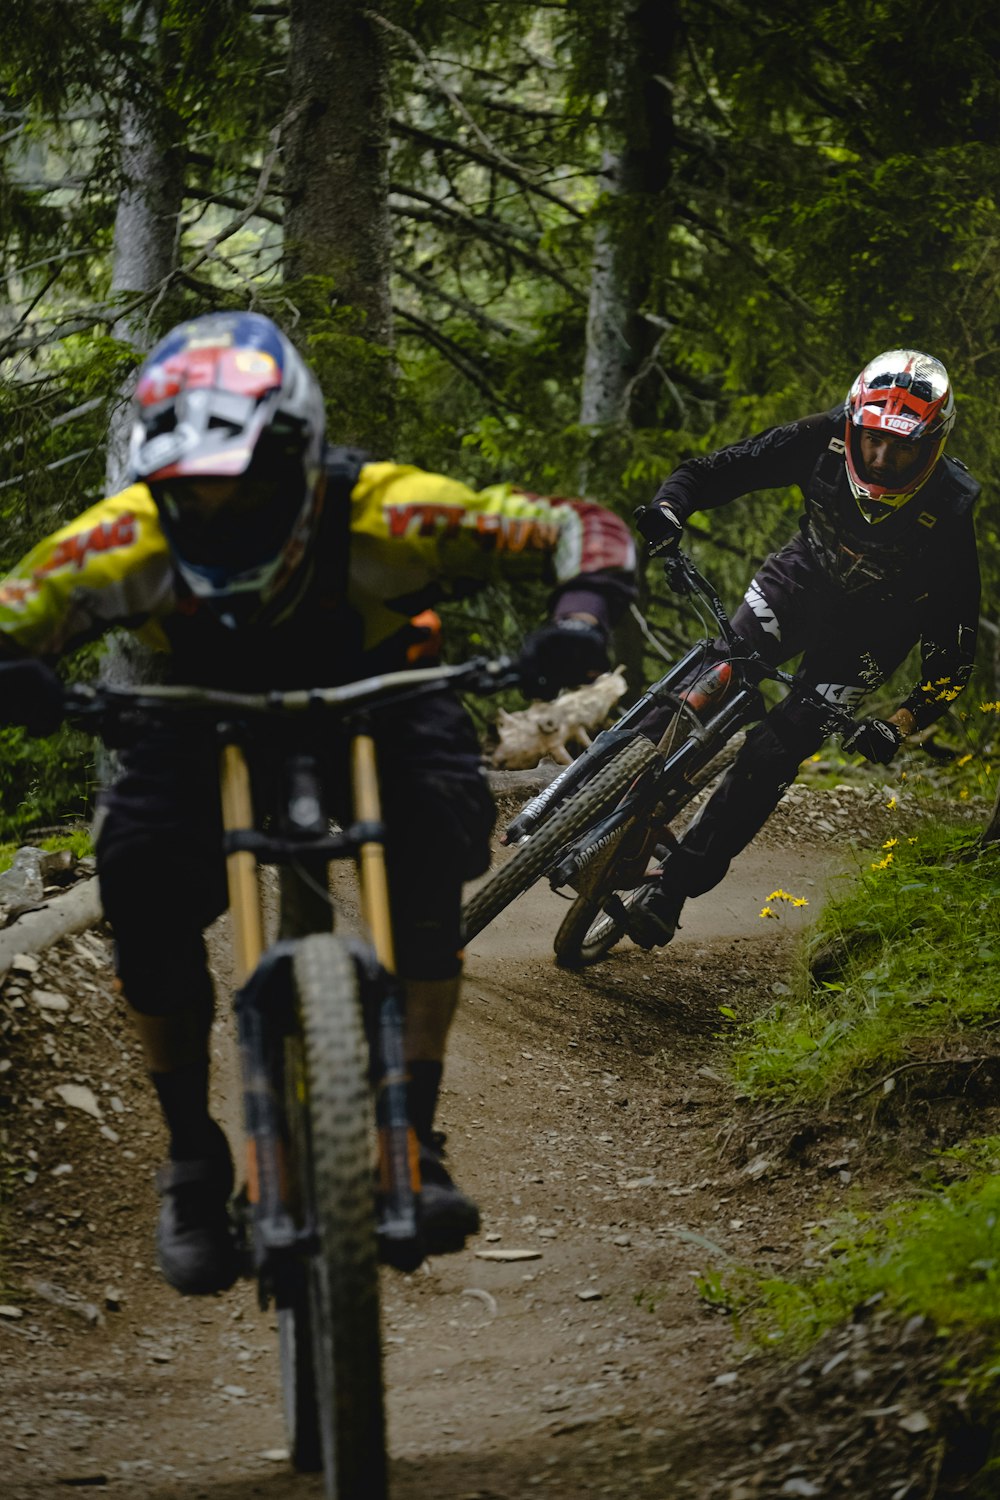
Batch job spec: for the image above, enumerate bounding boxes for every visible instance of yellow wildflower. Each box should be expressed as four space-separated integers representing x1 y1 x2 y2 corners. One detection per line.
957 753 973 768
759 905 777 920
871 852 894 871
882 837 898 849
790 896 809 908
886 796 897 811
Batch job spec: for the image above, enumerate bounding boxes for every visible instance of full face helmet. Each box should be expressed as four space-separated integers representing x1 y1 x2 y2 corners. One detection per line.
844 349 955 523
128 311 327 628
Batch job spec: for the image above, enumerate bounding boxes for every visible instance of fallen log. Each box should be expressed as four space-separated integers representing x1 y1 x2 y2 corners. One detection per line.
491 667 628 769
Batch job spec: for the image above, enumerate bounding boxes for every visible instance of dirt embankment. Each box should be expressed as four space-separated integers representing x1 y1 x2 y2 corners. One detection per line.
0 786 990 1498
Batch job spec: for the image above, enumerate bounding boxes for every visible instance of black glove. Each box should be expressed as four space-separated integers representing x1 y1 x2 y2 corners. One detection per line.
635 503 684 557
0 658 65 737
842 716 904 766
518 618 609 701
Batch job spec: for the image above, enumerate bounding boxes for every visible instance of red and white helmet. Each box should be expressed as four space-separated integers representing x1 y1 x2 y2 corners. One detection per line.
844 349 955 519
129 311 327 628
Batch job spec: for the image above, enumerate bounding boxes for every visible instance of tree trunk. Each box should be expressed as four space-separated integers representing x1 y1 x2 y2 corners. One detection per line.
284 0 394 450
105 0 183 491
579 0 679 433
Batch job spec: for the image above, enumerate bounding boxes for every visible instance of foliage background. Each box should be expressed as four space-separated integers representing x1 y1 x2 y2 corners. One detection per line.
1 0 998 831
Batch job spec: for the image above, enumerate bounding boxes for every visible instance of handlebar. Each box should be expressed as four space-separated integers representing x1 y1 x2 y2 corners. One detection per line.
62 655 522 741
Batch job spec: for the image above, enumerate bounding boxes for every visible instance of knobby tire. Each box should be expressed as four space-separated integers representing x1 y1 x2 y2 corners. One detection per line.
462 736 661 944
279 934 386 1500
553 737 742 970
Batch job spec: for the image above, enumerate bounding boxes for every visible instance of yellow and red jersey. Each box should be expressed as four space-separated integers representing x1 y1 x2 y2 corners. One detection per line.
0 460 635 667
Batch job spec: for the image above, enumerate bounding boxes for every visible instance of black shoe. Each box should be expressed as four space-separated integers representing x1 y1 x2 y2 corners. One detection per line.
155 1132 238 1296
418 1133 480 1255
625 879 684 950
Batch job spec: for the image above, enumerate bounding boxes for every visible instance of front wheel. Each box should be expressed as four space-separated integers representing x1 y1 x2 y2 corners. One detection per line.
280 934 386 1500
462 736 661 944
553 735 743 970
553 826 654 970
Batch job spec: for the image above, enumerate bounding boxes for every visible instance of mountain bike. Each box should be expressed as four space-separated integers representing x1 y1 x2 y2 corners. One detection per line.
462 551 863 969
65 656 514 1500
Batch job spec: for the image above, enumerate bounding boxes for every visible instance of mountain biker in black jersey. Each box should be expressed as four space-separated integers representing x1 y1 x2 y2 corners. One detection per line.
0 310 637 1293
628 348 981 950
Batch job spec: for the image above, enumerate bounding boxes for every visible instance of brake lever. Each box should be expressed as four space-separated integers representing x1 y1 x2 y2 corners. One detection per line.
661 554 694 597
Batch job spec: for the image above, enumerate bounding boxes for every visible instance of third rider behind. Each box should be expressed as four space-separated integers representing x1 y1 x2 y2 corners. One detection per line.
628 348 981 949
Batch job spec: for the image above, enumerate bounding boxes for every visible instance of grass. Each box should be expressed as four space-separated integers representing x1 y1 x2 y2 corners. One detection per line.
723 1138 1000 1482
747 1141 1000 1355
714 820 1000 1486
710 805 1000 1485
729 821 1000 1100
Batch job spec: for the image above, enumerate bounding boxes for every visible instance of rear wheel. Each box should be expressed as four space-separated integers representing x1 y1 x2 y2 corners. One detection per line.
280 934 386 1500
462 736 660 943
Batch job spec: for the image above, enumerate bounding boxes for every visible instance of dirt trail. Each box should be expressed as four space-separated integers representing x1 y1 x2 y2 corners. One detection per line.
0 822 913 1499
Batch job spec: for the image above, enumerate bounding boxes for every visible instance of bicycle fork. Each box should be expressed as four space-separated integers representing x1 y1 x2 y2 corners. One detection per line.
221 739 422 1282
351 734 423 1270
549 686 759 892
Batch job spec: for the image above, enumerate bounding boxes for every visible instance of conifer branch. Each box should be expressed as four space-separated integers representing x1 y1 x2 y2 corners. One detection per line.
395 307 520 412
364 9 524 176
393 119 584 220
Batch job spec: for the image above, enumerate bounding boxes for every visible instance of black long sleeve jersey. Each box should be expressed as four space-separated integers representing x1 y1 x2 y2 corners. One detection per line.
652 408 982 730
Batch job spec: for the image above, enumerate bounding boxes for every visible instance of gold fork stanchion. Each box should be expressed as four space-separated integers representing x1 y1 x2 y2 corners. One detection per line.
351 734 421 1206
351 734 396 975
219 742 267 1206
219 742 266 985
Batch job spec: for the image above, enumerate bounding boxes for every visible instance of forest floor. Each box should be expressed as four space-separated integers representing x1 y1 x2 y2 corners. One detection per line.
0 779 994 1499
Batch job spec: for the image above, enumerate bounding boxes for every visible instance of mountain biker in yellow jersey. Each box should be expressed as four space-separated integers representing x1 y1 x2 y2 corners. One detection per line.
628 349 980 949
0 311 637 1293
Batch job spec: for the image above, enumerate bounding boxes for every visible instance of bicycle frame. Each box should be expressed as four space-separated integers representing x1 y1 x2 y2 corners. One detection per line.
548 680 760 892
506 550 858 854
